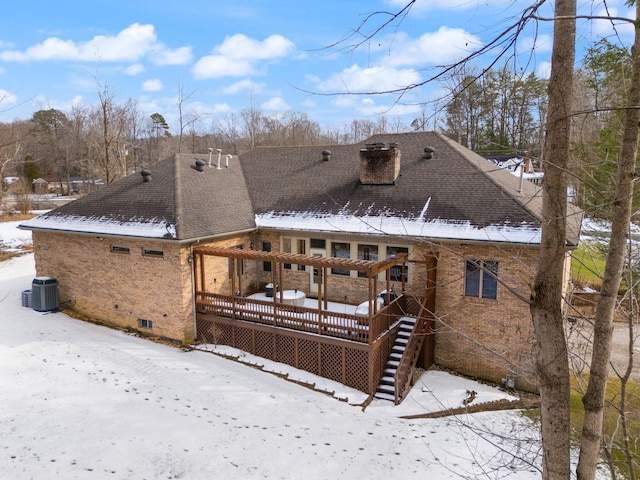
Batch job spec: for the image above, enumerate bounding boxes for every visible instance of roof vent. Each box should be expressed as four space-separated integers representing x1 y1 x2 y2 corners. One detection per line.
195 160 206 172
422 146 435 160
322 150 331 161
141 169 151 182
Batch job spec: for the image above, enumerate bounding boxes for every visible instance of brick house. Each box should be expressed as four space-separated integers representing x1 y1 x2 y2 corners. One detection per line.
20 131 581 400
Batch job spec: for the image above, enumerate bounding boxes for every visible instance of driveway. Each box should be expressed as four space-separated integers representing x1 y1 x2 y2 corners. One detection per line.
566 318 640 381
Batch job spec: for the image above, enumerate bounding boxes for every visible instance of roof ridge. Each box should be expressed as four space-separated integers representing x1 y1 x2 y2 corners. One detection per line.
436 132 543 222
173 154 184 239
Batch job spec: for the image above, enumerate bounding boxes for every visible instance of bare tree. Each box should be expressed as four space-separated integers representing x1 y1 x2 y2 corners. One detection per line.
528 2 576 478
577 3 640 478
89 82 138 183
314 2 639 479
176 86 205 153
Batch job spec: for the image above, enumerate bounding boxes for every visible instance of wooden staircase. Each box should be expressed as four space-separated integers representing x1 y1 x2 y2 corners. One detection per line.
374 316 418 402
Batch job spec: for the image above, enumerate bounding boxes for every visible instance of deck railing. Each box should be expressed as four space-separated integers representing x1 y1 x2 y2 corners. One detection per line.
195 291 403 345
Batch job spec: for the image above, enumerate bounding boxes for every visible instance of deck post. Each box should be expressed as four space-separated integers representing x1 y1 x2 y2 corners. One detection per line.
199 253 206 292
317 268 323 335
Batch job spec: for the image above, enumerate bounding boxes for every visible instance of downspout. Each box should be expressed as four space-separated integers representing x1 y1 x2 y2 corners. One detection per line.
190 245 197 342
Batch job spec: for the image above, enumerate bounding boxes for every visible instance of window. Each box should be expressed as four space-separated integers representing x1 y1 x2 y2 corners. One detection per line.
262 242 272 272
331 242 350 276
358 244 378 278
310 238 326 249
464 259 498 300
142 248 164 258
228 245 244 278
111 245 130 254
138 318 153 329
297 239 306 271
281 237 307 270
282 238 292 269
387 246 409 282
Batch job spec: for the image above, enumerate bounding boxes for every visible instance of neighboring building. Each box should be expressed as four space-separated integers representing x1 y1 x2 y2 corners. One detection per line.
485 154 544 185
32 178 49 195
20 131 582 399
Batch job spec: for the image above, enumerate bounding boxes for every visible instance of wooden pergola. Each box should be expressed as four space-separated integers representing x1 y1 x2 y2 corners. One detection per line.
193 245 407 316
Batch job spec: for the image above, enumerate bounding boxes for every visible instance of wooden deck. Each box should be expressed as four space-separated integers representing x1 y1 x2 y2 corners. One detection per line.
195 291 406 344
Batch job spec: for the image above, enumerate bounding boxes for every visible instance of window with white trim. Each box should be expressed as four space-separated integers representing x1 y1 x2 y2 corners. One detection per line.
357 244 378 278
138 318 153 329
281 237 307 271
331 241 351 276
464 259 498 300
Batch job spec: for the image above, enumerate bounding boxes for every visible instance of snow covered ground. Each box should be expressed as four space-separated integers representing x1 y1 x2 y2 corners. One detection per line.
0 220 544 479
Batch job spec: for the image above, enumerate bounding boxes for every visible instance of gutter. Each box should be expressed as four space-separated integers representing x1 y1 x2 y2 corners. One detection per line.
19 225 258 245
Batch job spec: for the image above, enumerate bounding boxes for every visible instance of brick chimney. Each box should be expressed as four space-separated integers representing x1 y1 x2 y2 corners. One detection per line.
359 142 401 185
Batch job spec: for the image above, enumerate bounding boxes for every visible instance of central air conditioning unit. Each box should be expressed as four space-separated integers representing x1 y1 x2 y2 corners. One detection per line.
31 277 60 312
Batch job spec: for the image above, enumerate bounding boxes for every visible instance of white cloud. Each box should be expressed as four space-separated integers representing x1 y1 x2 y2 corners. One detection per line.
0 23 192 65
211 103 232 114
142 79 163 92
193 34 294 80
0 89 18 105
380 28 482 67
123 63 145 75
29 94 83 113
217 34 293 60
592 6 635 39
330 95 421 118
193 56 253 79
221 79 266 95
317 64 421 93
536 61 551 80
261 96 290 111
301 98 317 108
518 34 552 55
150 46 193 66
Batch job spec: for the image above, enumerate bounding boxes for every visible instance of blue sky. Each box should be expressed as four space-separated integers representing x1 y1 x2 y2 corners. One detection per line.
0 0 635 132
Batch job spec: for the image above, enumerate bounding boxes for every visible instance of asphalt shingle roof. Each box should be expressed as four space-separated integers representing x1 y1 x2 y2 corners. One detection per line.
241 131 542 227
21 131 581 246
23 153 256 241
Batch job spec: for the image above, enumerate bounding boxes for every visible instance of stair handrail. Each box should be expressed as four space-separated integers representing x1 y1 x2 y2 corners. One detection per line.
392 303 430 404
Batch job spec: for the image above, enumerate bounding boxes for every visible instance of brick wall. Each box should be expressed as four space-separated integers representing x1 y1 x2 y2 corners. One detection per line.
32 231 195 344
426 242 539 391
252 232 542 391
34 226 548 391
196 234 255 295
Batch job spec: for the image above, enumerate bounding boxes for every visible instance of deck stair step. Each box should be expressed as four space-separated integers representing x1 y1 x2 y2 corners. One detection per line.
373 392 395 401
377 384 395 395
375 316 420 402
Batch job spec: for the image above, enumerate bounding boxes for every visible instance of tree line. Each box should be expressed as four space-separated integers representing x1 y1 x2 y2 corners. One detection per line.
0 41 627 226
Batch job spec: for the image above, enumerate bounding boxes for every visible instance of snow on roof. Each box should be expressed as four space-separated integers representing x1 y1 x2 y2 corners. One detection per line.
21 207 541 244
21 214 176 239
256 211 542 244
